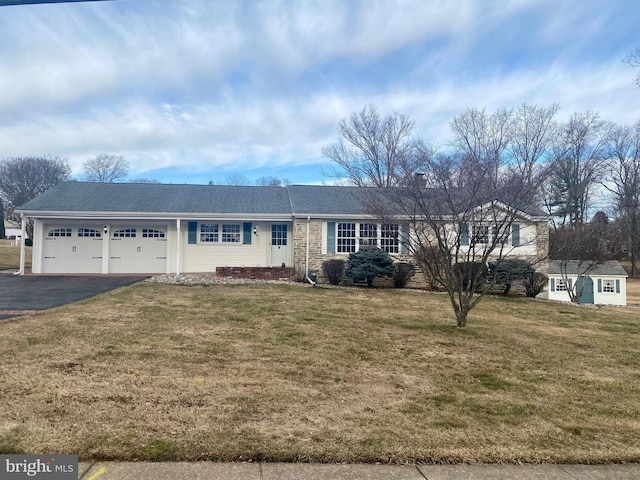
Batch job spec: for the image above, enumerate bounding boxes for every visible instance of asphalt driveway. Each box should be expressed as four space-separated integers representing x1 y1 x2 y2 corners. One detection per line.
0 275 148 320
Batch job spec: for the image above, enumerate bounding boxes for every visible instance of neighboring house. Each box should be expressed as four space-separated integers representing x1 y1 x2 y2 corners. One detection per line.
3 219 23 239
548 260 627 306
15 182 550 279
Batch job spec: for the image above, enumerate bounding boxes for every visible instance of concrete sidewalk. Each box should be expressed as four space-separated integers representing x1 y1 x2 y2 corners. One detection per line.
78 462 640 479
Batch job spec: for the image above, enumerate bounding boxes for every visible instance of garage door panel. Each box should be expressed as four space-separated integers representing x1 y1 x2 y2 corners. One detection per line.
42 226 103 274
109 226 167 274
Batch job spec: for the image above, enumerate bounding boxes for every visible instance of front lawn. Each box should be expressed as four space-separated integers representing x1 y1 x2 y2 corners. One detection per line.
1 282 639 463
0 239 31 270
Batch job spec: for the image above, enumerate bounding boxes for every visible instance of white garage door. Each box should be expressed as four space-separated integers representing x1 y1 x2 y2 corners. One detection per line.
109 226 167 274
42 226 103 274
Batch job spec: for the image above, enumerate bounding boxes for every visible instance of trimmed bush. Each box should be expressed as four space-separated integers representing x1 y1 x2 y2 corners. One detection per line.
345 246 395 287
487 259 534 295
322 259 345 285
393 262 415 288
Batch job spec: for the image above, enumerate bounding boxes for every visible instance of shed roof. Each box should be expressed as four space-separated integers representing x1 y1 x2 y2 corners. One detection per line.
548 260 628 277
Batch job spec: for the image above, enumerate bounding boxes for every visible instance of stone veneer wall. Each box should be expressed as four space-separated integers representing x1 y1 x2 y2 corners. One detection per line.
292 218 550 286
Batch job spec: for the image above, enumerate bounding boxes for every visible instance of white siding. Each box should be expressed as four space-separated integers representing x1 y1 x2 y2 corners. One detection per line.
169 220 272 273
548 275 627 306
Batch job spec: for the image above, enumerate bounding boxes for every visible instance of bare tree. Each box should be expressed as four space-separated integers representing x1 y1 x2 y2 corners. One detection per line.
83 154 129 182
509 103 561 184
547 112 610 228
224 173 251 186
254 176 290 187
604 121 640 278
625 47 640 87
386 151 542 327
323 104 424 187
450 107 513 189
0 155 71 237
325 105 548 327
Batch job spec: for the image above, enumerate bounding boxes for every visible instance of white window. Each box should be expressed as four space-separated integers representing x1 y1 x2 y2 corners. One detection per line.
381 224 400 254
78 228 101 238
142 228 165 238
602 279 615 293
200 224 218 243
48 228 72 237
336 222 400 254
221 224 240 243
199 223 240 243
472 225 489 244
555 278 567 291
359 223 378 246
337 222 357 253
113 228 136 238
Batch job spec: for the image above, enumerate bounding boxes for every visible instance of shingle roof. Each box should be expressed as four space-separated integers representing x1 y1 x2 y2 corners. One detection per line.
18 182 292 214
548 260 628 277
17 181 549 218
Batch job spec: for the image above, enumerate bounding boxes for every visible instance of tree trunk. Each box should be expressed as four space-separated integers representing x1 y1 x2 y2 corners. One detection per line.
455 309 468 328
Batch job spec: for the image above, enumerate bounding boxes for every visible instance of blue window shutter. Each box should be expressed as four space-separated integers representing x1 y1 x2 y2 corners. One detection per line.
243 223 252 245
568 278 573 291
327 222 336 254
188 222 197 244
616 279 620 294
401 224 410 254
461 223 469 246
597 279 602 293
511 223 520 247
550 278 555 292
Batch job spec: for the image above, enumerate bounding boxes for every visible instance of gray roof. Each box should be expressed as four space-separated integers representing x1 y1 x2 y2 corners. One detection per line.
548 260 628 277
17 181 549 218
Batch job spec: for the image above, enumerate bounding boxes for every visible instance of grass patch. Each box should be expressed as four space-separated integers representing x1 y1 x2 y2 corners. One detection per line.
0 239 31 270
0 282 639 463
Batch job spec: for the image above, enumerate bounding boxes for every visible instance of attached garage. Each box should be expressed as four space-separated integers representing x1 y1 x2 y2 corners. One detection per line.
108 226 168 274
42 225 103 274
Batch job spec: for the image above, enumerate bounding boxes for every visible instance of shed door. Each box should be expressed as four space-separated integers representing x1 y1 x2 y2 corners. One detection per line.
42 226 102 274
109 226 167 273
577 276 594 304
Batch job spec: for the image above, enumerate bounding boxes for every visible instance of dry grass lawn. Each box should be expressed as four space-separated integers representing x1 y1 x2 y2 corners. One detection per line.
626 278 640 306
1 282 639 464
0 239 31 270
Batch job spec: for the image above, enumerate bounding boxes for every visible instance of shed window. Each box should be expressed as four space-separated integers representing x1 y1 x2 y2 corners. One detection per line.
602 279 615 293
555 278 567 291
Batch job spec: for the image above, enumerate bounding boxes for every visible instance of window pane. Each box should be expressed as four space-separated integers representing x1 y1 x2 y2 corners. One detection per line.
337 222 356 253
272 224 287 246
200 224 218 243
222 224 241 243
359 223 377 246
381 224 399 253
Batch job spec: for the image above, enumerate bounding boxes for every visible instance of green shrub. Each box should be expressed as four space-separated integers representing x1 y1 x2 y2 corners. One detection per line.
487 259 534 294
345 246 395 287
322 259 345 285
393 262 415 288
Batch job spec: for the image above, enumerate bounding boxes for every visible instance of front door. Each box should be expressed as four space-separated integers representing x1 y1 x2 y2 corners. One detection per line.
270 224 289 267
577 276 594 304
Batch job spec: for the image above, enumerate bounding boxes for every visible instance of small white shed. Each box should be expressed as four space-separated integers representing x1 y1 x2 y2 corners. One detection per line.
548 260 627 306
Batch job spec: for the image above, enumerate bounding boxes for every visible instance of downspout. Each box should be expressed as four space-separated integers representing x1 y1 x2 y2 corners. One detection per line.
305 215 316 286
15 214 26 275
176 218 181 276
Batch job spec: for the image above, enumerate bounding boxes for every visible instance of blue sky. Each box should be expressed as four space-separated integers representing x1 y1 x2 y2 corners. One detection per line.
0 0 638 185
